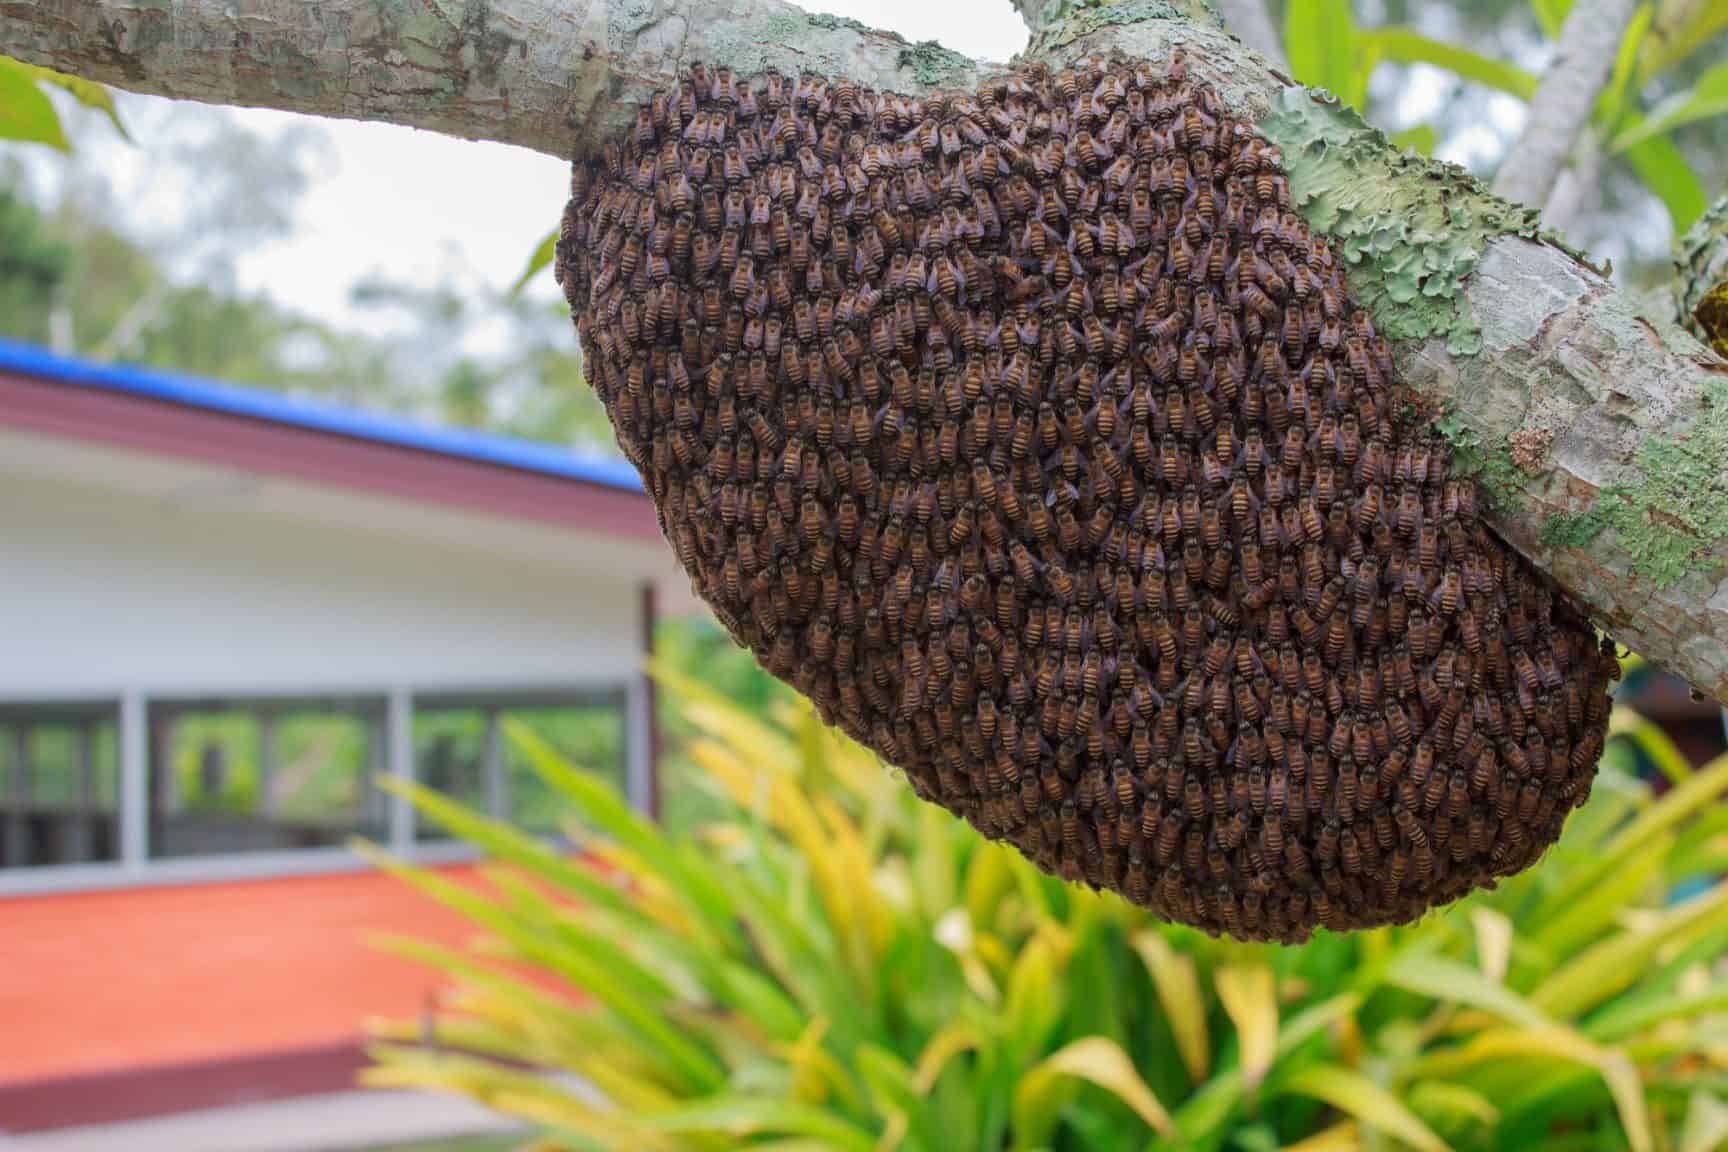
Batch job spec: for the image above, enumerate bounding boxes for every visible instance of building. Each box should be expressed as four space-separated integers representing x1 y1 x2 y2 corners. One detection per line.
0 338 688 1134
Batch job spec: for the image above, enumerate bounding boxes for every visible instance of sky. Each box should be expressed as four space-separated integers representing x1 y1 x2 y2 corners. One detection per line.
20 0 1523 352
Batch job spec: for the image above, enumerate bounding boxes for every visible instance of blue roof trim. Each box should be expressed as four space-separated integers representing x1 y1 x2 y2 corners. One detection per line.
0 337 643 493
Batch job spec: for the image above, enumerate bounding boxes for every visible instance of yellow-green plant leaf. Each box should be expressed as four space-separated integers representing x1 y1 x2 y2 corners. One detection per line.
964 837 1015 930
1277 993 1361 1059
1641 1 1728 77
1408 1081 1499 1127
1533 832 1671 960
354 843 726 1094
914 1021 980 1093
14 61 130 141
1681 1089 1728 1152
1217 964 1278 1096
1470 907 1512 985
1281 1121 1361 1151
511 229 557 296
0 57 69 150
1587 980 1728 1042
1005 927 1066 1064
1358 29 1539 99
634 1097 877 1152
1614 60 1728 150
1277 1064 1451 1152
1540 751 1728 921
1284 0 1363 105
1132 931 1211 1083
1599 4 1656 131
508 718 742 950
1615 714 1697 785
1532 0 1573 38
1019 1037 1175 1139
1413 1028 1650 1151
378 777 637 921
1386 952 1552 1030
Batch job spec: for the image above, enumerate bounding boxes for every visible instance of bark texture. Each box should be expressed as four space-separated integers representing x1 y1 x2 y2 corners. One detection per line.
1490 0 1639 212
3 0 1726 704
0 0 982 157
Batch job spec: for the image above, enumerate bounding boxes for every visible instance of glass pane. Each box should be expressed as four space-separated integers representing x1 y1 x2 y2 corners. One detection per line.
414 695 626 839
412 707 490 841
149 699 386 859
0 704 121 869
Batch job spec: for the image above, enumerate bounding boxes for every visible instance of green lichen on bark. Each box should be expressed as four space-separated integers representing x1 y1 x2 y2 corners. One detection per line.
737 8 971 89
1540 376 1728 588
1259 88 1554 357
896 40 977 86
1434 408 1524 513
1541 509 1606 551
1025 0 1223 52
1675 193 1728 356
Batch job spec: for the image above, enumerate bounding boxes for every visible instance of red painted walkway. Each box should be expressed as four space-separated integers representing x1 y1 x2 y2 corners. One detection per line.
0 867 477 1126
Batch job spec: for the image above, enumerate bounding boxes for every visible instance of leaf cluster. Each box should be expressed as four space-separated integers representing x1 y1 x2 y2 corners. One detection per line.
366 665 1728 1151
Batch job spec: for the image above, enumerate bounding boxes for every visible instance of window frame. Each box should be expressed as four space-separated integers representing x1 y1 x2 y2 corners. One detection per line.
0 678 643 897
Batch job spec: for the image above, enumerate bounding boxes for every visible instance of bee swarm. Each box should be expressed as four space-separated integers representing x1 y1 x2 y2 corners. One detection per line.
557 57 1617 942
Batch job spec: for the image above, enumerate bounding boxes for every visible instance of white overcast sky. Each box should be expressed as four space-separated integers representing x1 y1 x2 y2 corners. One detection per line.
32 0 1514 345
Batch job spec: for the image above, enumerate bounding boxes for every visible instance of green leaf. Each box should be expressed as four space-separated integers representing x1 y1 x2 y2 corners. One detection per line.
379 776 637 921
15 61 130 142
1600 5 1656 133
506 717 744 952
1018 1037 1175 1140
1680 1089 1728 1152
1215 964 1277 1097
1385 952 1553 1031
1616 713 1697 784
511 229 558 297
1613 61 1728 151
1532 0 1574 39
1389 124 1439 156
1641 2 1728 79
1534 883 1728 1019
1132 932 1210 1083
0 57 70 150
1283 0 1362 105
1277 1064 1452 1152
635 1097 877 1152
1358 29 1539 99
353 843 727 1094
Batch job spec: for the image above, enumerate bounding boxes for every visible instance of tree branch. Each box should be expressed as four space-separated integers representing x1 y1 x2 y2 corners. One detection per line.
1490 0 1638 212
1676 193 1728 355
0 0 984 158
1540 129 1601 234
3 0 1726 704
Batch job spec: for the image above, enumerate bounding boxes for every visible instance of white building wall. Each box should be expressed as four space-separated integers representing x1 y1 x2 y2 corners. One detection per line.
0 469 645 698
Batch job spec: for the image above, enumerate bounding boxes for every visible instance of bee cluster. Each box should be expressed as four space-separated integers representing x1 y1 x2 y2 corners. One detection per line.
556 57 1617 941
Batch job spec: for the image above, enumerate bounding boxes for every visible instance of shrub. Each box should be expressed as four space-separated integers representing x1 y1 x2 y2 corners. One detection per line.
361 668 1728 1151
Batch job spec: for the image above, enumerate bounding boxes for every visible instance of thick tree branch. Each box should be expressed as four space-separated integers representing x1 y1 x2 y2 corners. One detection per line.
1490 0 1638 212
3 0 1726 704
0 0 984 158
1676 193 1728 355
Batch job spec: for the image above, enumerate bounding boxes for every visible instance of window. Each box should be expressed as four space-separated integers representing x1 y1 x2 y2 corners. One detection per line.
0 702 121 869
413 692 626 839
147 697 388 858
